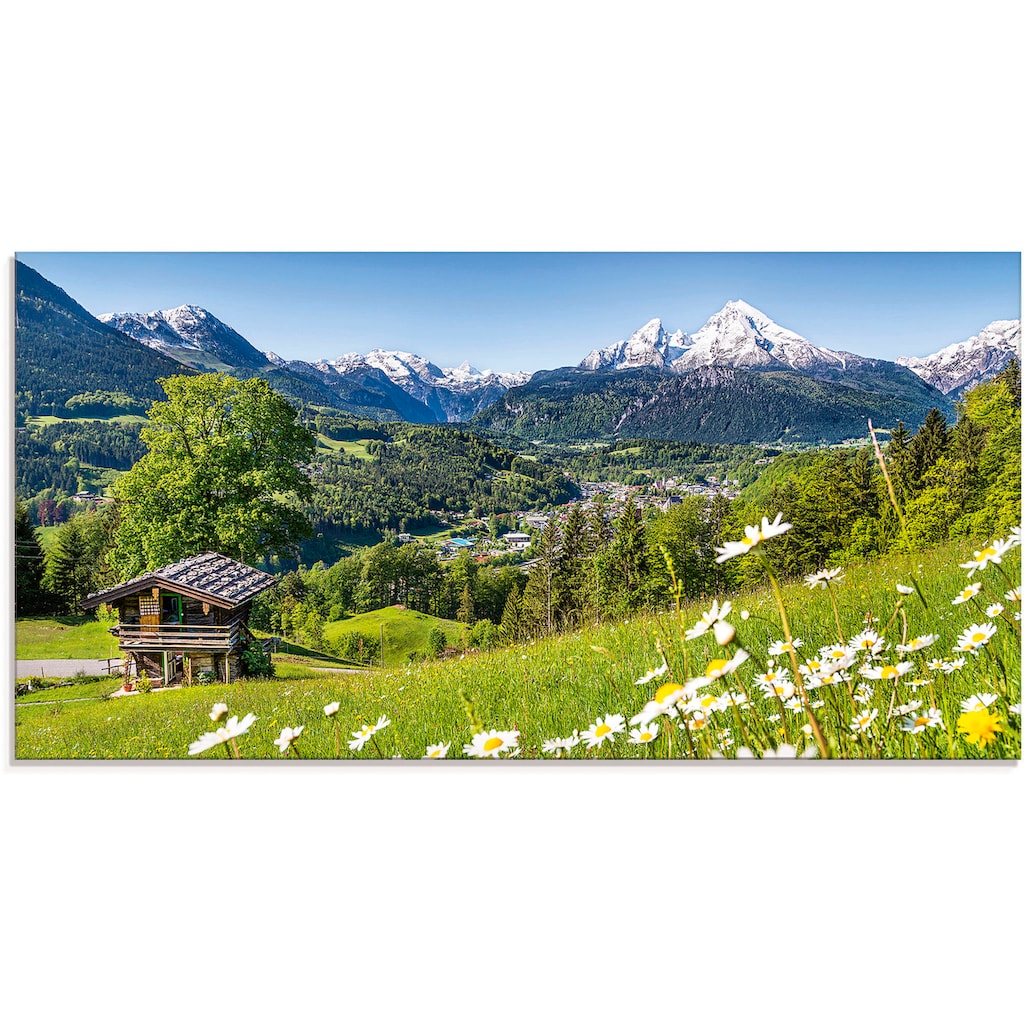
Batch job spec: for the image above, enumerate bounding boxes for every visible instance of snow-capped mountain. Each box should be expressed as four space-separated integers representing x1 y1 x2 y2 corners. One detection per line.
101 302 531 422
100 305 268 369
301 348 530 421
580 301 858 374
580 319 689 371
896 320 1020 397
675 300 854 372
321 349 528 393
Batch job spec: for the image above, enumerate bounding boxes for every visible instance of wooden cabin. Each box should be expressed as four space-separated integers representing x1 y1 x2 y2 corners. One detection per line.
81 552 276 687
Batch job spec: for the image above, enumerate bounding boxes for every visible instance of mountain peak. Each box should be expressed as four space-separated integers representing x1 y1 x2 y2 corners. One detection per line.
100 304 267 369
897 318 1020 396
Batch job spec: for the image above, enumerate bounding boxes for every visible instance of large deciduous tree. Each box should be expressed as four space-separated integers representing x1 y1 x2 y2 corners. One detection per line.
110 374 315 577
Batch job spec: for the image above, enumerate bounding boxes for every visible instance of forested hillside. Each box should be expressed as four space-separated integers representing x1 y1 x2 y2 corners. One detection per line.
303 419 578 559
474 364 951 443
14 261 194 417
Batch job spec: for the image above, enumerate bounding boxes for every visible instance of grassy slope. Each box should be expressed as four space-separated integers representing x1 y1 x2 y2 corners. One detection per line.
16 616 121 660
14 539 1021 760
323 607 464 667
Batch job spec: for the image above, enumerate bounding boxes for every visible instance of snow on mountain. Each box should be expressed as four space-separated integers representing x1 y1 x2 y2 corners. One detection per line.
896 319 1020 396
580 318 690 371
321 348 529 393
674 300 852 372
580 302 858 375
100 304 268 368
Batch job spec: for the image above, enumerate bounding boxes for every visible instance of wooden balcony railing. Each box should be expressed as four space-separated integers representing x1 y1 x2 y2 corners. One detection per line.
114 623 242 650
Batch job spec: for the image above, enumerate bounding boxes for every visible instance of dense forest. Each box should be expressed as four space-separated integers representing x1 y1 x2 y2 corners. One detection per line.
300 420 577 560
473 364 950 444
551 438 778 487
16 421 146 497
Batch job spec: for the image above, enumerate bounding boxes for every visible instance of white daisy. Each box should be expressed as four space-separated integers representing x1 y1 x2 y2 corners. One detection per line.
850 708 878 733
628 722 660 744
960 693 999 712
463 729 520 759
859 661 914 681
951 582 983 605
273 726 303 754
768 637 804 656
424 742 451 759
954 622 997 653
804 566 845 589
895 635 938 654
714 514 792 562
581 714 626 749
684 599 732 640
901 708 944 734
634 662 669 687
187 713 257 756
959 538 1014 576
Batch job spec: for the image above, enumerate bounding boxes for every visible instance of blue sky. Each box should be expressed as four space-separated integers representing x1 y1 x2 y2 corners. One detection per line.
18 252 1020 373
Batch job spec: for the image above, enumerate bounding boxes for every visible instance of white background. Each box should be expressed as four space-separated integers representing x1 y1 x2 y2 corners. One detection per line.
2 3 1021 1022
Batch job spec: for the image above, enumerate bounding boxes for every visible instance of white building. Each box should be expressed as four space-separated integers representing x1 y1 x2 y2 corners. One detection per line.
502 532 533 552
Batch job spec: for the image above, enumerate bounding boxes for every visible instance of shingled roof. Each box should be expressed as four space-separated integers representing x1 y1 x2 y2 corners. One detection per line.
81 552 277 610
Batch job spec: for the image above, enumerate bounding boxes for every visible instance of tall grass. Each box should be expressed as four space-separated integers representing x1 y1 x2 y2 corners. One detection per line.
14 537 1020 760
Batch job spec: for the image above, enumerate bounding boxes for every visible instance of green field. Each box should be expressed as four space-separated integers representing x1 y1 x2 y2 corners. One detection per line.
323 607 464 667
13 539 1022 760
16 615 121 660
316 434 373 459
26 413 148 427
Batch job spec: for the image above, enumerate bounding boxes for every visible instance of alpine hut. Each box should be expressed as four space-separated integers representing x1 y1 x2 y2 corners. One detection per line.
80 552 276 687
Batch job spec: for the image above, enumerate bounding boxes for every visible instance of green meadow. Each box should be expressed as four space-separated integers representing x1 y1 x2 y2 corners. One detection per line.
323 606 464 667
14 538 1021 760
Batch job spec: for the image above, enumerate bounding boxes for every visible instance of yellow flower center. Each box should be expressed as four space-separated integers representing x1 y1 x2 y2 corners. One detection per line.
700 694 717 709
655 682 683 704
971 631 987 643
914 716 929 728
483 737 503 751
880 666 899 679
595 723 611 737
429 749 441 757
980 546 997 559
742 536 756 547
707 658 729 676
640 731 653 742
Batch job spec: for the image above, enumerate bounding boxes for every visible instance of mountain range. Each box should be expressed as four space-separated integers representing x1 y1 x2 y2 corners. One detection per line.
896 319 1020 398
14 260 1020 444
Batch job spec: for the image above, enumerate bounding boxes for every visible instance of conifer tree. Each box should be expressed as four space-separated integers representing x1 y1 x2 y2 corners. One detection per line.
14 500 48 615
607 499 648 612
499 585 525 644
523 520 561 634
43 516 96 613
